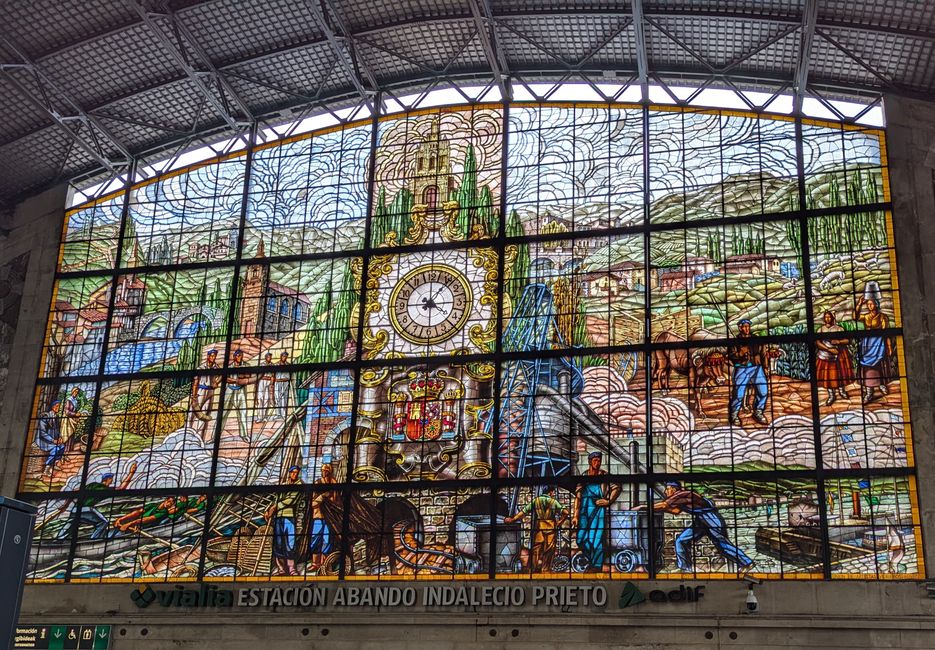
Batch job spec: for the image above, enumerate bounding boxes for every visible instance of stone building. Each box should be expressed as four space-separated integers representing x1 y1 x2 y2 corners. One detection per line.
239 240 310 339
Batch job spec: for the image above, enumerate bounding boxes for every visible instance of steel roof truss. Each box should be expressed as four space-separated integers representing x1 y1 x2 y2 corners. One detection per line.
126 0 254 131
303 0 377 111
466 0 510 100
0 36 133 171
814 27 896 90
793 0 818 114
631 0 649 101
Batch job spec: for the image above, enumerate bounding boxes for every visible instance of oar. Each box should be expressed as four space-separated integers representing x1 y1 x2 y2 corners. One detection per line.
134 526 179 550
182 510 223 537
252 526 270 576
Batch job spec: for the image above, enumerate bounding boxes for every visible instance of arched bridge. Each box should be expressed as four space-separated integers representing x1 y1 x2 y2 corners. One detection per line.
136 305 226 339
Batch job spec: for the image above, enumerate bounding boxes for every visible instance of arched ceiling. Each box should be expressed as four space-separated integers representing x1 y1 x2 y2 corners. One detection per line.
0 0 932 208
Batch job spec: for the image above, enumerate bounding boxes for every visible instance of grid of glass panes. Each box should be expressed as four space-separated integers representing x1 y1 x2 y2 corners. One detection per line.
22 104 920 584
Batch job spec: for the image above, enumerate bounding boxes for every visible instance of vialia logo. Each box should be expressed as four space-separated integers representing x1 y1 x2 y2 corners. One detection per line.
130 584 235 608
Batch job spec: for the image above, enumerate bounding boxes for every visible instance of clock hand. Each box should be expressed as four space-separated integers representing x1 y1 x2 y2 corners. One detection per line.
429 284 448 301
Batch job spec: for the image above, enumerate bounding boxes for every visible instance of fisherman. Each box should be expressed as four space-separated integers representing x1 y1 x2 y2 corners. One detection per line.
53 463 137 540
114 494 207 532
114 496 180 532
35 400 66 476
308 463 338 572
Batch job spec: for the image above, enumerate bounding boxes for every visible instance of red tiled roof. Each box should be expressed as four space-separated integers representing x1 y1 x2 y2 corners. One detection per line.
267 281 310 304
78 309 108 322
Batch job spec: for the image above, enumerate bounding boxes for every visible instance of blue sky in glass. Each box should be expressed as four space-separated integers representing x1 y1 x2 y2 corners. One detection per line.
246 124 370 242
64 197 123 240
130 158 246 233
507 106 643 207
802 123 882 175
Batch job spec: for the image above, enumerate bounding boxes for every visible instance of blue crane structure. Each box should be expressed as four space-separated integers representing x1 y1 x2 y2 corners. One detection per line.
499 283 584 512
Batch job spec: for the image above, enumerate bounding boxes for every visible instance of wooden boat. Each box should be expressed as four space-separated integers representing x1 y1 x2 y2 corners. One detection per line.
32 515 204 574
755 526 876 564
138 545 201 577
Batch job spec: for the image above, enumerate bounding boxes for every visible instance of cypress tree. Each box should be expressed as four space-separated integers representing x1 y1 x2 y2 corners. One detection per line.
505 209 529 306
372 186 388 246
389 187 414 241
455 145 478 238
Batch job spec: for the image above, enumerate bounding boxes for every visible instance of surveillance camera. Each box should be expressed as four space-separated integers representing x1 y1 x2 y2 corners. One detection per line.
745 587 758 614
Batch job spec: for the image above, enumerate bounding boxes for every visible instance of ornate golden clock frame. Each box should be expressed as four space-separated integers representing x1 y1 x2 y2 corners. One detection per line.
349 200 515 370
348 199 515 482
388 263 473 346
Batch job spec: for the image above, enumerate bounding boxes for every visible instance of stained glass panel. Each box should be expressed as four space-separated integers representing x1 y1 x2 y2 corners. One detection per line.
23 104 921 582
59 195 124 273
245 123 371 258
123 157 246 268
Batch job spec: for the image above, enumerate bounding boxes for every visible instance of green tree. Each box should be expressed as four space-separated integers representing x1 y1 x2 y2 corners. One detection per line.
389 187 414 242
298 260 356 368
372 186 389 246
455 145 478 238
505 209 529 307
121 215 145 266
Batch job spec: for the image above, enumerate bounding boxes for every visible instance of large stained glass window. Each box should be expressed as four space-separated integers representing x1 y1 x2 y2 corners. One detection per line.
21 103 921 584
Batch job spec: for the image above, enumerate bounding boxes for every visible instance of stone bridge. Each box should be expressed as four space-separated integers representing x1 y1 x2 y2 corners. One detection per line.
134 305 226 339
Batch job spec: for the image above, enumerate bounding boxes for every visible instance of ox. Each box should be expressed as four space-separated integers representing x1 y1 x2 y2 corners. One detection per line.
652 329 729 419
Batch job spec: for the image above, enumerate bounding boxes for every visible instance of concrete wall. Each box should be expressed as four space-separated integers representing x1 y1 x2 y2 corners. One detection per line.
0 184 67 497
885 94 935 570
7 93 935 648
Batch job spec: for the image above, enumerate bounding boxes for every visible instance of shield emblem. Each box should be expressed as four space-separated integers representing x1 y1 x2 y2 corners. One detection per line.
405 399 442 441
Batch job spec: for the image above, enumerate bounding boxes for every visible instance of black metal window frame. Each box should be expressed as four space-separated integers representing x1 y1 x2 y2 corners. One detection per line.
20 98 914 582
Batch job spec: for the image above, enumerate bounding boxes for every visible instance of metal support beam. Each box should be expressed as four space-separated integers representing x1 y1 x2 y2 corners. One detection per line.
0 36 132 172
793 0 818 114
304 0 377 110
466 0 511 100
126 0 254 132
631 0 649 101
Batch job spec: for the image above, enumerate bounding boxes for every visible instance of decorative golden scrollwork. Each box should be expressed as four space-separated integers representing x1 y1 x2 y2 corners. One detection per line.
403 203 430 245
357 253 396 359
440 200 463 241
360 367 390 387
456 462 492 479
464 361 496 381
464 400 494 439
352 466 387 482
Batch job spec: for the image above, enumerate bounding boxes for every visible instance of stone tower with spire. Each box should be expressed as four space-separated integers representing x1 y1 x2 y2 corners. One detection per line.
410 117 454 210
239 239 269 337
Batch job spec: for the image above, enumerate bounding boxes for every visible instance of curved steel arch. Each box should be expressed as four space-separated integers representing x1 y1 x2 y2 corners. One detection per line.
0 0 931 206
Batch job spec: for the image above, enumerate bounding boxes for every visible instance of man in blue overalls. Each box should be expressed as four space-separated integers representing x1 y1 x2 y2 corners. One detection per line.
645 481 754 573
728 319 770 426
572 452 620 571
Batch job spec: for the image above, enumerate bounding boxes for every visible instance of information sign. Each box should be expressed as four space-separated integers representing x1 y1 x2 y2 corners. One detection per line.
13 625 111 649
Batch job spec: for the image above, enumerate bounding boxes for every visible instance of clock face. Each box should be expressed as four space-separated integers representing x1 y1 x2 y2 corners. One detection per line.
389 265 473 344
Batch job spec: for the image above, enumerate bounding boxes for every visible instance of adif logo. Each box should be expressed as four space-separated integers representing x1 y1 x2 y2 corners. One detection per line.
618 582 646 608
130 585 157 609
